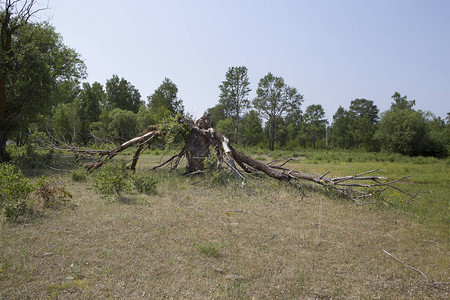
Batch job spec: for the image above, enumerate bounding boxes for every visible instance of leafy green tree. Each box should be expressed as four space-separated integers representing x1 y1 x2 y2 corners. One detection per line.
218 66 251 144
0 1 85 161
240 110 265 147
330 106 352 149
78 82 104 144
136 105 171 132
348 98 379 150
206 104 227 126
216 118 234 140
374 92 444 156
253 73 303 151
303 104 328 149
105 75 142 113
147 78 184 115
52 99 80 144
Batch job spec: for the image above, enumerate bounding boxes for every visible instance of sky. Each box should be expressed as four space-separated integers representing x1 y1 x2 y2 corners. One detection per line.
46 0 450 121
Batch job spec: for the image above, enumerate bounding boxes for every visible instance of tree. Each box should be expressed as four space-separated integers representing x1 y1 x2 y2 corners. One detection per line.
105 75 142 113
348 98 379 150
252 73 303 151
240 110 265 147
218 66 251 144
303 104 328 149
78 82 104 144
0 0 85 161
330 106 352 149
374 92 441 156
147 77 184 115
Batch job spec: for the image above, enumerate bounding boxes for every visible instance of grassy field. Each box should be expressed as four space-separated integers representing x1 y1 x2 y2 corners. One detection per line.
1 150 449 299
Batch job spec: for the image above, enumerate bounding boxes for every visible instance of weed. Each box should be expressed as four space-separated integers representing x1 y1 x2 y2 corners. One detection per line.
198 241 221 258
34 177 72 208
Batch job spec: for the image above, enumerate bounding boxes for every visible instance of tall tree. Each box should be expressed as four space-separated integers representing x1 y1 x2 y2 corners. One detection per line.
147 77 184 115
78 82 104 144
0 0 85 160
348 98 379 150
303 104 328 149
330 106 352 149
253 73 303 151
218 66 251 144
105 75 142 113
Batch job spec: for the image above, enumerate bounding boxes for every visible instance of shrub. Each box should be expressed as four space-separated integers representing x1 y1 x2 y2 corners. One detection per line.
34 177 72 208
132 174 157 194
70 168 87 182
0 163 34 221
93 161 130 197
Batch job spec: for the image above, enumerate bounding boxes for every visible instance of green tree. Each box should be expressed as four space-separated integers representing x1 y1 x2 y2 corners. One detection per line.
218 66 251 144
348 98 379 150
304 104 328 149
240 110 265 147
52 99 80 144
78 82 104 144
105 75 142 113
330 106 352 149
0 1 85 160
374 92 442 156
147 78 184 115
206 103 226 126
253 73 303 151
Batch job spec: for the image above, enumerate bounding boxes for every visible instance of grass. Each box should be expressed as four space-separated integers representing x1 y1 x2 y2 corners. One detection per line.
0 149 449 298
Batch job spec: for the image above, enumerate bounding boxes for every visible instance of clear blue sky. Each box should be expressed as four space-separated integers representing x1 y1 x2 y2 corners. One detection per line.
48 0 450 121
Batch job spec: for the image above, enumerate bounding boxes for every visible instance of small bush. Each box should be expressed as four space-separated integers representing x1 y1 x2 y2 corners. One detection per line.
0 163 34 221
94 161 131 197
132 174 157 194
70 168 87 182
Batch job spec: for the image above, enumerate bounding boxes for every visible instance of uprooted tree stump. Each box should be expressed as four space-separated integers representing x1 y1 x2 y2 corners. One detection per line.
54 114 418 204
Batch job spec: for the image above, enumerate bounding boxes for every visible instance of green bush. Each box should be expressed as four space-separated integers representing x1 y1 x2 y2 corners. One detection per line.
93 161 131 197
70 168 87 182
0 163 34 221
132 174 157 194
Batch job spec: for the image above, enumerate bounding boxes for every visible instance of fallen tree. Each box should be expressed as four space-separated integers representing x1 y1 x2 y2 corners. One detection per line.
53 115 418 204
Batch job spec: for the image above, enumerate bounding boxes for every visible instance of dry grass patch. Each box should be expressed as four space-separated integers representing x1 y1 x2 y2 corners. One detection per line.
1 154 448 299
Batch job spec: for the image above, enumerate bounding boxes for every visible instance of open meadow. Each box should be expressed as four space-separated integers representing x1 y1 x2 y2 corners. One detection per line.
1 150 449 299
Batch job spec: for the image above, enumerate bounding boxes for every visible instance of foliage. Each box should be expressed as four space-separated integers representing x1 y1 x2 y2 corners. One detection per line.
105 75 142 113
216 118 234 139
0 5 86 161
253 72 303 151
240 110 265 147
132 174 157 194
157 115 190 148
303 104 328 149
147 77 184 115
70 168 87 182
93 161 131 197
0 163 33 221
374 93 445 156
218 66 251 144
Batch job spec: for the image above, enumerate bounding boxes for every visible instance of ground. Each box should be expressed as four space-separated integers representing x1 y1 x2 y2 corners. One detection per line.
0 152 449 299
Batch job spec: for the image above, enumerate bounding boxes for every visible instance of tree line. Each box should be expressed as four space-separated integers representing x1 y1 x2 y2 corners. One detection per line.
0 1 448 162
